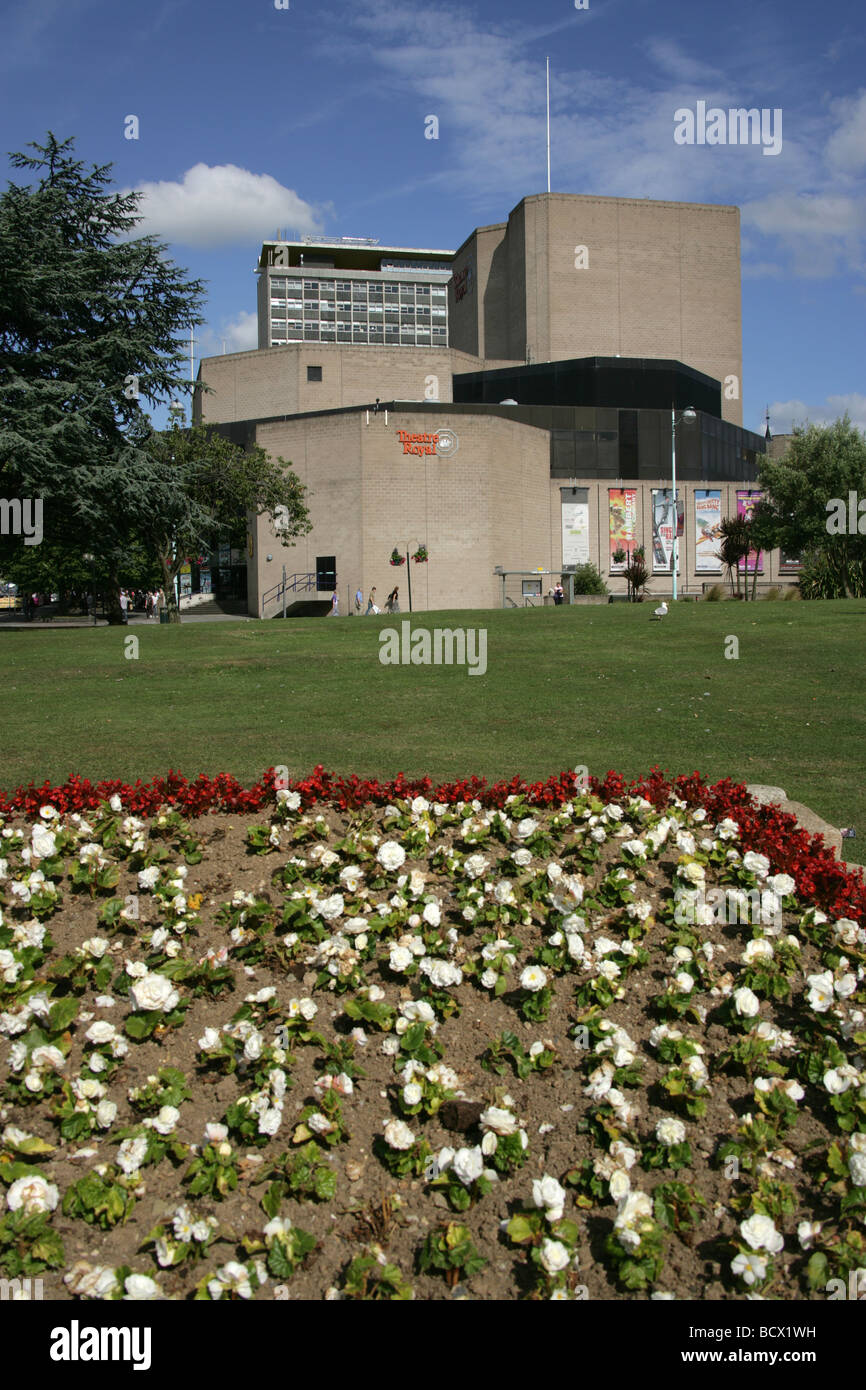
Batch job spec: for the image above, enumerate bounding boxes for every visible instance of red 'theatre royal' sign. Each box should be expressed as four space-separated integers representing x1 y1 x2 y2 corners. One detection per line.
397 430 439 456
452 264 473 301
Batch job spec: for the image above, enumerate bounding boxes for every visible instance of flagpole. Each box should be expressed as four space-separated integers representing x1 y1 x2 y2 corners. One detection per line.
546 58 551 193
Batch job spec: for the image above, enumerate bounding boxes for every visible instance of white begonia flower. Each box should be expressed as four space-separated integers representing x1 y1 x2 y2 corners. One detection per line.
123 1273 161 1301
137 865 161 890
742 850 770 875
806 971 835 1013
480 1130 498 1157
740 1214 784 1253
797 1220 822 1250
307 1113 332 1135
148 1106 180 1136
95 1099 117 1129
420 959 462 988
117 1136 149 1175
835 973 858 999
377 841 406 872
128 973 180 1014
539 1239 571 1275
198 1027 221 1052
732 1252 767 1286
679 861 705 884
532 1175 567 1221
742 938 774 964
849 1152 866 1187
675 972 694 994
422 901 441 927
514 817 539 840
64 1262 119 1299
520 965 548 993
480 968 498 989
207 1262 253 1301
85 1021 117 1045
656 1117 687 1146
383 1119 416 1151
403 1083 423 1107
733 987 760 1018
452 1146 484 1186
463 853 489 879
204 1122 228 1143
614 1190 653 1249
608 1167 631 1201
6 1174 59 1214
480 1107 518 1136
388 945 413 973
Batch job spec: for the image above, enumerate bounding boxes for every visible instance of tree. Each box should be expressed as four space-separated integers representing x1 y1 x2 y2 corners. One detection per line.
755 415 866 597
715 516 752 598
135 421 311 622
0 133 206 621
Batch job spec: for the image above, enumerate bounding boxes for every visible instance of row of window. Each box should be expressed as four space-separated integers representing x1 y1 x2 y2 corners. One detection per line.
270 309 446 322
270 327 447 343
268 278 447 300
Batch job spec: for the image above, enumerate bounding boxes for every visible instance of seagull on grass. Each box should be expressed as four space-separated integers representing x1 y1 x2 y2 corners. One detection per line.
650 601 669 621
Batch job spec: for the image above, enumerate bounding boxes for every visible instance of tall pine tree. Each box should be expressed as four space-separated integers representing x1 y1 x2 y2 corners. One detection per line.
0 133 205 620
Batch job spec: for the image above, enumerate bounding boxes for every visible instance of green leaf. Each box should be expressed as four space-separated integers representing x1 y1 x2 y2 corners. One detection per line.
47 997 80 1034
261 1181 285 1220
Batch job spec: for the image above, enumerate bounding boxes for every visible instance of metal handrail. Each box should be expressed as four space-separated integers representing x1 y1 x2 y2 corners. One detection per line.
260 572 318 613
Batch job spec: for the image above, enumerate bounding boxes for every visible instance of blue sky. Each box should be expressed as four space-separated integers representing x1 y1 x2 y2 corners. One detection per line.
2 0 864 437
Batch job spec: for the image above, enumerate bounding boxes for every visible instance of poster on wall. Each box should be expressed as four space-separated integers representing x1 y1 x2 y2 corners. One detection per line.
199 569 212 595
608 488 637 571
737 490 764 572
562 496 590 566
695 491 723 572
650 489 681 572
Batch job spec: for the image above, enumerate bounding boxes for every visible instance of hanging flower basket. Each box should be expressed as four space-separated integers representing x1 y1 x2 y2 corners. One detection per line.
411 546 429 563
389 549 406 567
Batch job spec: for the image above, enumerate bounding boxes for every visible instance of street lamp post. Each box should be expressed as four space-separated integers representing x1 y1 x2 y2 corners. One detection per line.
671 406 697 601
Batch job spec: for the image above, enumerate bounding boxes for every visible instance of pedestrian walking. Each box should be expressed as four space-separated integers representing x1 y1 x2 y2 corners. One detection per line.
354 587 363 614
366 587 378 615
385 586 400 614
553 582 564 606
119 590 129 624
328 589 339 616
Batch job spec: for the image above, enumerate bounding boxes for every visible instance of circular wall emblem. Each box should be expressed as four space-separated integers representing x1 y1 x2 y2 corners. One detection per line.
436 428 459 458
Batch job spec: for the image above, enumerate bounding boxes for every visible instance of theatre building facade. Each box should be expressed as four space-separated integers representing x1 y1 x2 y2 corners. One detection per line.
194 193 791 616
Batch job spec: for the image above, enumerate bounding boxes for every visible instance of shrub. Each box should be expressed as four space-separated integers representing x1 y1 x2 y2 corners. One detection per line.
763 587 780 600
783 585 801 600
567 563 607 597
703 584 724 602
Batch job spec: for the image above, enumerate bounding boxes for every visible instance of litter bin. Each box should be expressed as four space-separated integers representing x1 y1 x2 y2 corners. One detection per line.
159 610 170 624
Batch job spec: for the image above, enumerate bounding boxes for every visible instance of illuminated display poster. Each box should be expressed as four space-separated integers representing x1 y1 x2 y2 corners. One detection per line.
608 488 637 572
695 491 723 572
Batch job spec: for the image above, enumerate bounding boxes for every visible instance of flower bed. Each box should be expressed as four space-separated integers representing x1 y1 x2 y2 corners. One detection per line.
0 771 863 1300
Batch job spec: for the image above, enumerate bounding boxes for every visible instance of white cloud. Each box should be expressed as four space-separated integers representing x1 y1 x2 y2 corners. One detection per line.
741 192 866 277
762 395 866 436
826 90 866 177
126 164 323 248
340 2 866 280
198 311 259 360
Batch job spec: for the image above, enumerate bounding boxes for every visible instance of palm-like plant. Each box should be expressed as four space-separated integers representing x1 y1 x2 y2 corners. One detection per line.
715 518 752 598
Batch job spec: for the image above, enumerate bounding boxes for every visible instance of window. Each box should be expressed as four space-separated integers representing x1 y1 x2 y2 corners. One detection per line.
307 365 323 382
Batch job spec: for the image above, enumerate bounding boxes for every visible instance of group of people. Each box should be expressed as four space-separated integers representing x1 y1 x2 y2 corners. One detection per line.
118 590 164 622
358 585 400 614
329 585 400 617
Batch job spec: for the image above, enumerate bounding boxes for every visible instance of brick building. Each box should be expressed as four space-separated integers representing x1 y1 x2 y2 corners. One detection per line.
194 192 785 615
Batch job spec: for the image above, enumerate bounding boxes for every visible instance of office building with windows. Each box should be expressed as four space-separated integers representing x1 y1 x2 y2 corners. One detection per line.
257 237 454 351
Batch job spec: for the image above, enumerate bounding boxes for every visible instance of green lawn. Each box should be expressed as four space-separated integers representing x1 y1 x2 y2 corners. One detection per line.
2 600 864 862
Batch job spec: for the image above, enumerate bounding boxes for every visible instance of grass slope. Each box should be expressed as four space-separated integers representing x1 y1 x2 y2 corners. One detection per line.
1 600 864 863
